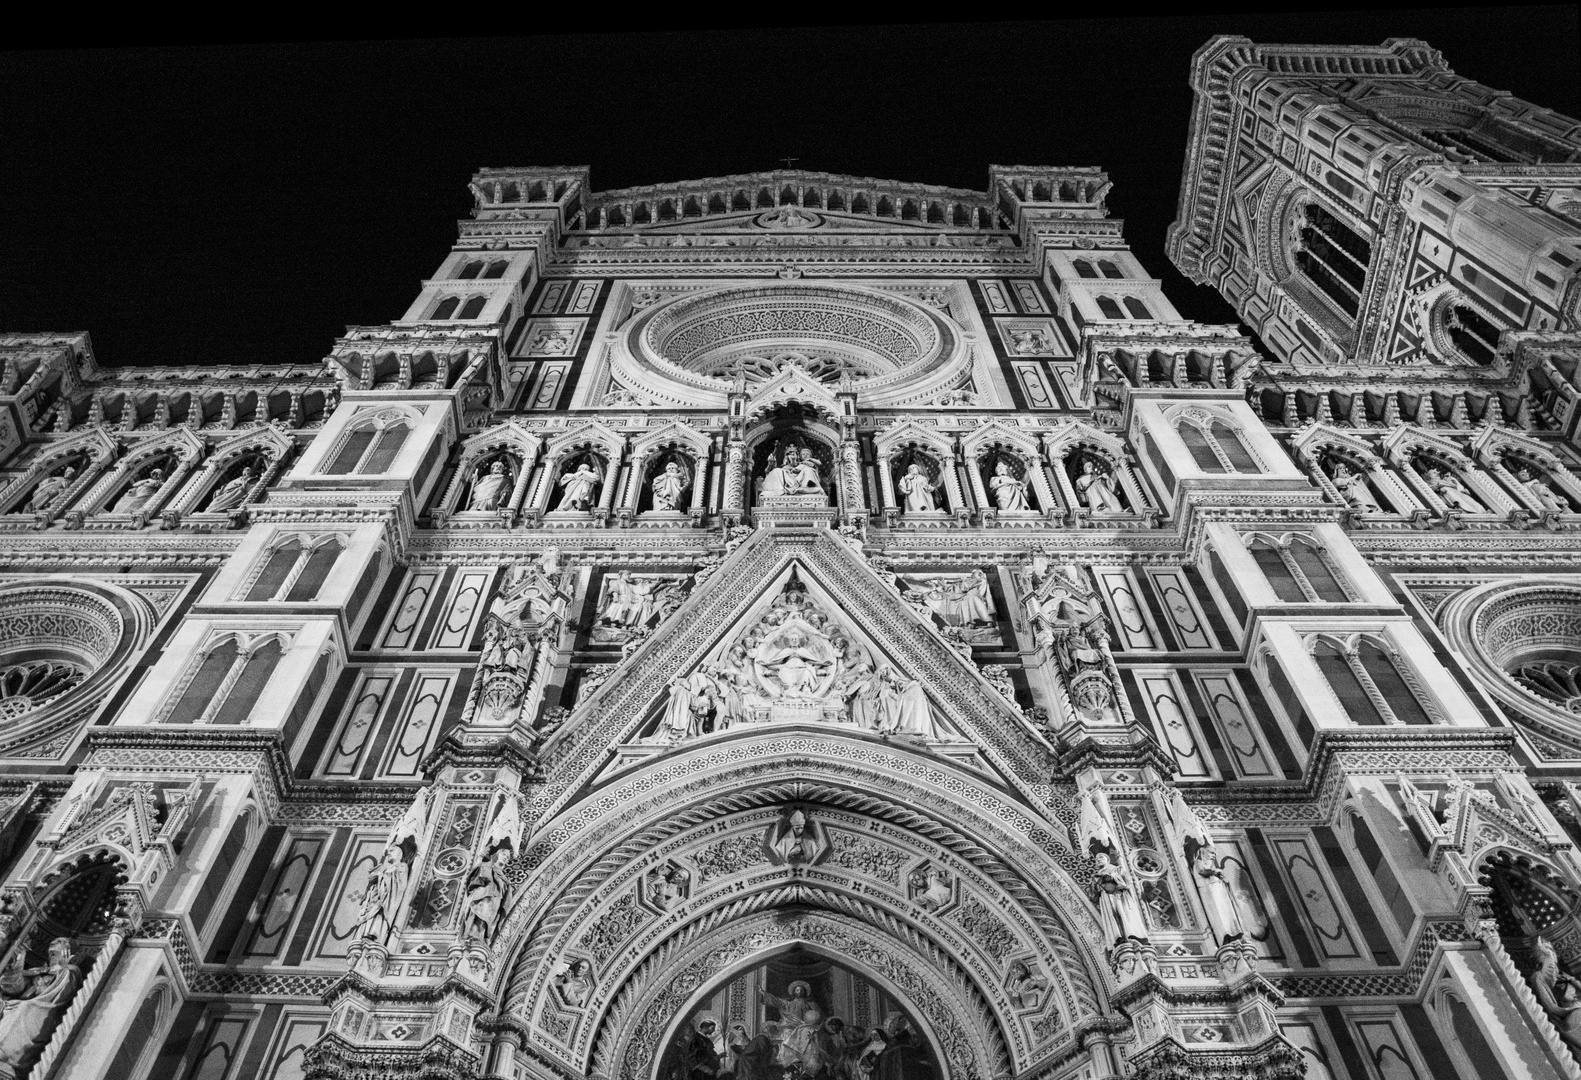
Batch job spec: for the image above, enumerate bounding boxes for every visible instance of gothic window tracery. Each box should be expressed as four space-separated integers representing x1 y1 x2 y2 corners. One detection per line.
325 414 412 475
244 536 346 602
1293 202 1371 319
0 661 85 721
1174 414 1260 474
1310 634 1435 726
164 636 286 725
1246 535 1350 603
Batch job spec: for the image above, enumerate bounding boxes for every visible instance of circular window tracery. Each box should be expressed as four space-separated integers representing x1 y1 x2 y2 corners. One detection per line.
0 584 131 731
1443 582 1581 745
612 283 971 409
0 661 87 720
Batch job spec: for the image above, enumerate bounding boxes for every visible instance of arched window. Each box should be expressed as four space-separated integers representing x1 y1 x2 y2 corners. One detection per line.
457 296 488 320
1098 259 1124 279
1294 203 1371 318
213 640 283 725
1072 259 1098 279
1212 422 1258 471
166 637 285 725
1249 541 1307 604
1313 639 1389 726
1096 296 1125 319
326 420 410 475
1312 636 1434 726
1444 302 1501 366
482 260 509 279
1178 421 1224 472
456 260 484 280
1248 536 1348 603
431 296 461 320
245 537 345 602
1123 296 1152 319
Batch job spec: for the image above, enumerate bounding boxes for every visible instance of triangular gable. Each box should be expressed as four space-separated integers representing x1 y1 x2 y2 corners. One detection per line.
743 363 846 423
529 529 1049 822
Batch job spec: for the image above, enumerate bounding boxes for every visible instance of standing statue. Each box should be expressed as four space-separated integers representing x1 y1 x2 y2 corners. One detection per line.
356 788 430 946
24 466 76 514
204 464 258 513
461 792 522 947
557 460 603 511
0 937 80 1076
1090 851 1150 946
1075 459 1126 514
1164 788 1246 946
1422 466 1486 513
111 468 164 515
468 459 513 511
653 669 719 742
988 460 1031 512
651 459 691 512
897 462 941 514
1329 461 1381 513
1517 466 1572 513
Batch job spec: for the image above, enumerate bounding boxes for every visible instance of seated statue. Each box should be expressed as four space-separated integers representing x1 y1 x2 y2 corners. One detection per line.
0 937 80 1078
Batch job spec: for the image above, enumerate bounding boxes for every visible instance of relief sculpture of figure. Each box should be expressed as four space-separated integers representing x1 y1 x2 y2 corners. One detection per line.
111 468 164 515
204 464 258 513
651 459 691 512
876 667 938 740
0 936 80 1077
356 788 429 946
1518 466 1572 513
1422 466 1486 513
1530 936 1581 1058
1329 461 1381 513
760 444 825 498
1075 458 1126 514
988 460 1031 512
468 459 512 511
1090 851 1150 946
24 466 75 514
557 460 603 511
897 462 941 514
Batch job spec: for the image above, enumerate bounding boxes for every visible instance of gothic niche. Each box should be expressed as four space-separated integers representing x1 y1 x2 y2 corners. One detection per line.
979 451 1037 515
896 571 1000 645
640 451 696 515
1321 450 1392 515
199 453 269 515
1480 851 1580 980
553 452 606 514
463 451 519 514
1504 453 1580 515
16 455 86 517
1064 450 1128 516
1411 453 1488 515
891 448 947 517
641 573 944 742
654 948 938 1080
753 436 833 507
105 455 175 517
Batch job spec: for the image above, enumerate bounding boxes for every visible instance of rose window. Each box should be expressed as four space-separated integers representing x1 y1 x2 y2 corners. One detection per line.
1512 661 1581 714
1444 582 1581 743
0 661 86 720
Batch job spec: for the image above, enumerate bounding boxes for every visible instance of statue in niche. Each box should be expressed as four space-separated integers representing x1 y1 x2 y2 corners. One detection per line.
110 466 164 515
899 570 997 643
1530 937 1581 1058
650 458 692 512
467 458 514 512
765 806 829 866
1074 457 1127 514
1091 851 1150 946
554 959 593 1007
1516 465 1573 513
1328 460 1382 513
461 792 521 947
1164 789 1247 947
0 936 80 1075
24 465 76 514
1420 464 1486 513
987 458 1032 512
204 462 259 513
759 443 825 499
356 788 430 946
897 460 943 514
556 457 604 511
909 864 952 911
1007 960 1048 1010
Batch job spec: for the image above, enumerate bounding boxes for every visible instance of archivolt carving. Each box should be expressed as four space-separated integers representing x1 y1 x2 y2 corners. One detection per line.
588 906 1009 1080
498 771 1105 1067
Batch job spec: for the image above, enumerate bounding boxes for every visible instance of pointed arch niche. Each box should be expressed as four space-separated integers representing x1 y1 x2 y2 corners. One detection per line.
960 422 1056 525
528 422 625 527
623 422 712 526
874 421 963 527
162 426 294 528
1041 422 1156 527
432 422 542 527
0 428 117 526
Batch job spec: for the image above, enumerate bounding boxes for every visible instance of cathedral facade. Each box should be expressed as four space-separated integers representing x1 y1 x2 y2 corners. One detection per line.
0 33 1577 1080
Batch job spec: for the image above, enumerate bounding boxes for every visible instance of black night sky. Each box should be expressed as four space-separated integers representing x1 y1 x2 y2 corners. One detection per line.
2 11 1577 370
